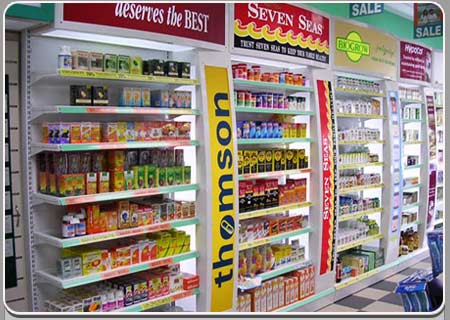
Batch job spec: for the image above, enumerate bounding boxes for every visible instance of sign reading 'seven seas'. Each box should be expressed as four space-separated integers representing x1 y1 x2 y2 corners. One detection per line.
63 3 225 45
334 20 397 79
234 3 330 64
204 66 236 312
350 3 384 17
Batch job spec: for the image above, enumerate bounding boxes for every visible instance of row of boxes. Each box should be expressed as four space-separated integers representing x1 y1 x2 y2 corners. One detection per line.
119 89 192 108
238 149 309 175
237 121 308 140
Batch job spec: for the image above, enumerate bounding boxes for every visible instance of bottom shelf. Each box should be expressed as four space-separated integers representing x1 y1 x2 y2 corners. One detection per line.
117 288 199 312
275 287 335 312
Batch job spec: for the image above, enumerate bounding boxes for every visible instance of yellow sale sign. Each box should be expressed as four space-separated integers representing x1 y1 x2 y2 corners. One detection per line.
205 66 236 311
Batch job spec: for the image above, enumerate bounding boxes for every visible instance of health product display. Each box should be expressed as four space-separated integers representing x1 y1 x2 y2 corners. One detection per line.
234 90 307 110
399 228 420 256
403 105 421 120
338 170 382 190
401 211 418 226
237 121 308 140
399 87 423 101
61 47 191 79
335 76 383 94
37 149 191 197
232 63 306 86
238 149 309 175
339 196 381 216
338 147 379 165
338 128 381 142
335 98 381 115
237 264 315 312
336 246 384 283
238 178 308 213
42 120 191 144
336 218 380 248
403 129 420 143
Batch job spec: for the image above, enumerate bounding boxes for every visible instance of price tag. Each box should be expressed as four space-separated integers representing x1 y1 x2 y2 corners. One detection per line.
140 296 172 311
79 233 114 244
102 267 130 280
148 257 173 269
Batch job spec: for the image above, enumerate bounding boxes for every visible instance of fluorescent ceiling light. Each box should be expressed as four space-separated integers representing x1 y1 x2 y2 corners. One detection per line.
40 29 193 52
231 54 307 70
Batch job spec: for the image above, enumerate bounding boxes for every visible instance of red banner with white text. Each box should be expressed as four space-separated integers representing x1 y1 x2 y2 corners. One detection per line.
317 80 337 274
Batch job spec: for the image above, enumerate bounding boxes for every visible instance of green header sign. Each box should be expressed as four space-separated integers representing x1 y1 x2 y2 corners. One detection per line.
336 31 370 62
350 3 384 18
6 3 54 22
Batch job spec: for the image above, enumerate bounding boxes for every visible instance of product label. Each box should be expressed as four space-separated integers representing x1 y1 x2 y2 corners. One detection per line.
400 41 432 82
204 65 236 311
317 80 337 275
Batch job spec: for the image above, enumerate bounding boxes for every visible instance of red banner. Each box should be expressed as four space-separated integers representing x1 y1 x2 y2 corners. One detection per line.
400 41 432 82
63 3 225 45
234 3 329 63
317 80 336 274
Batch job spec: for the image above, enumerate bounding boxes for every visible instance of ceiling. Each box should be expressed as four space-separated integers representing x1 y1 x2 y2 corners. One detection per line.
384 3 414 20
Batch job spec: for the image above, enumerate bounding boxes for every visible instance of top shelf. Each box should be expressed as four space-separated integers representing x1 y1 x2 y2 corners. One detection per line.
233 79 313 92
335 88 386 97
32 69 199 87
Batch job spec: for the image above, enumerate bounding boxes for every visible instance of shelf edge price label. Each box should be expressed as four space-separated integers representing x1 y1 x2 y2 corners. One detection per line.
102 267 130 280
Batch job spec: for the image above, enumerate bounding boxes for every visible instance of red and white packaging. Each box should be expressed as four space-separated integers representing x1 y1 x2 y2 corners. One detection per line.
266 281 273 311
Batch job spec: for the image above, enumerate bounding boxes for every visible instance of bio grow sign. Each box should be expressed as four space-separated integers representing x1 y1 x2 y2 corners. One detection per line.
350 3 384 17
334 20 397 78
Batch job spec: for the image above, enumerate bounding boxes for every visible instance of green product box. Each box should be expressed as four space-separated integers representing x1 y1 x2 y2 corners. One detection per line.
132 165 146 189
124 170 134 190
167 167 176 186
375 257 385 268
158 167 167 187
118 55 130 73
361 246 384 259
348 253 370 272
183 166 191 184
145 165 158 188
104 54 118 72
174 167 183 185
354 249 376 271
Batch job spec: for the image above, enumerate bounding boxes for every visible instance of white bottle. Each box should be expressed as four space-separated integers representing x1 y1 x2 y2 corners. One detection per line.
107 291 116 311
58 46 72 70
101 292 109 312
115 289 124 309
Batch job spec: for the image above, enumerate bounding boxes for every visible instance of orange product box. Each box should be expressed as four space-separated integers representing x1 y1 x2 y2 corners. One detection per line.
85 172 97 194
278 277 285 307
130 243 140 265
260 282 267 312
97 172 110 193
70 123 81 143
309 265 315 296
161 121 176 140
56 174 72 197
278 218 287 234
284 279 291 306
182 273 200 290
110 245 131 269
265 281 273 311
134 122 145 141
80 122 91 143
272 279 279 310
117 200 130 229
292 277 299 302
176 122 191 140
269 219 279 236
110 171 125 192
86 204 105 234
42 122 49 143
90 122 101 143
108 150 125 172
117 122 127 143
105 210 117 231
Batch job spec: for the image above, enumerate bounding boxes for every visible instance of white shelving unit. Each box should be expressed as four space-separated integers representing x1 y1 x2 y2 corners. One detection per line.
433 89 444 229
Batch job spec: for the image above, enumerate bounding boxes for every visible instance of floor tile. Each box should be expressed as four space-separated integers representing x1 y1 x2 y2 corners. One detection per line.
335 295 375 309
386 273 409 283
371 280 398 292
319 304 360 312
414 262 432 270
379 292 404 306
399 267 420 276
362 301 405 312
354 287 390 300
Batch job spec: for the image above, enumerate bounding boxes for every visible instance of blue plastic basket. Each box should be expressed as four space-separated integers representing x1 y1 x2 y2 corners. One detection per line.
427 230 443 277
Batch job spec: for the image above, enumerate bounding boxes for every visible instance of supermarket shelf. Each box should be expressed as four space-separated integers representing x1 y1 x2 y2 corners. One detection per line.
31 140 199 155
335 88 386 97
402 118 423 123
404 164 422 170
239 202 313 220
403 183 421 191
336 234 383 253
34 217 199 248
338 140 385 145
31 106 200 122
338 183 384 195
434 218 444 225
239 168 311 180
336 113 385 119
239 227 312 251
32 69 199 86
32 184 200 206
275 287 336 312
335 263 391 290
403 141 424 145
401 220 421 231
233 79 313 92
36 251 199 289
338 207 383 222
238 138 312 145
235 106 314 116
402 203 421 211
400 99 424 104
117 288 200 312
339 162 384 170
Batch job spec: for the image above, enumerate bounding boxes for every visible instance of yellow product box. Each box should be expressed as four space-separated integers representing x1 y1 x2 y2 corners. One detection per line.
80 249 109 275
285 150 296 170
85 172 97 195
80 122 91 143
273 149 285 172
237 150 243 175
250 150 258 174
117 200 130 229
299 123 307 138
131 56 143 75
117 122 127 143
110 171 125 192
243 150 251 174
265 150 273 172
257 150 266 173
297 149 306 169
90 122 101 143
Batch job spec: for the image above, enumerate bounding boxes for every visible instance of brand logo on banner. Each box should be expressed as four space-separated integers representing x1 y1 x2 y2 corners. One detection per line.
317 80 337 275
350 3 384 17
204 65 236 311
414 3 443 39
336 31 370 62
63 3 225 45
426 96 437 227
334 20 397 78
400 41 432 82
234 3 330 63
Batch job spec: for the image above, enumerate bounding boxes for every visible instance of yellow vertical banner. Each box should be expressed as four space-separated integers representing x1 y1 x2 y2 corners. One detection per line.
204 66 236 311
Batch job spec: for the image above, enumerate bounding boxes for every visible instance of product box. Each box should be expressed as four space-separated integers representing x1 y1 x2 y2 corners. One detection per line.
150 59 165 76
132 88 142 107
164 61 178 77
141 88 151 107
97 171 110 193
183 166 191 184
60 122 71 144
265 150 274 172
151 90 170 107
238 150 243 175
72 50 90 70
85 172 97 194
119 87 133 106
117 201 130 229
178 62 191 78
130 56 143 75
89 52 103 71
118 55 130 73
111 171 125 192
92 86 108 106
243 151 251 174
104 54 118 72
90 122 101 143
132 165 146 189
117 122 127 143
70 85 92 106
249 151 258 174
80 249 109 275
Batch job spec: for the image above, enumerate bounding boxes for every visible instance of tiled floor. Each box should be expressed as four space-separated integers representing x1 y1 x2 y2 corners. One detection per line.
319 256 433 312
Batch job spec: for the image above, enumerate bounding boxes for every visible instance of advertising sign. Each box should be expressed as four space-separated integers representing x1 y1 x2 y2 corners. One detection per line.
63 3 225 45
204 65 236 311
334 20 397 78
426 95 437 227
317 80 337 275
414 3 443 39
400 41 432 82
234 3 330 63
350 3 384 17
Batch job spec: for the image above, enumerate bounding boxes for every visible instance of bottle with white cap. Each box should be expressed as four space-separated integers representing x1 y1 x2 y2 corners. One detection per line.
58 46 72 70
